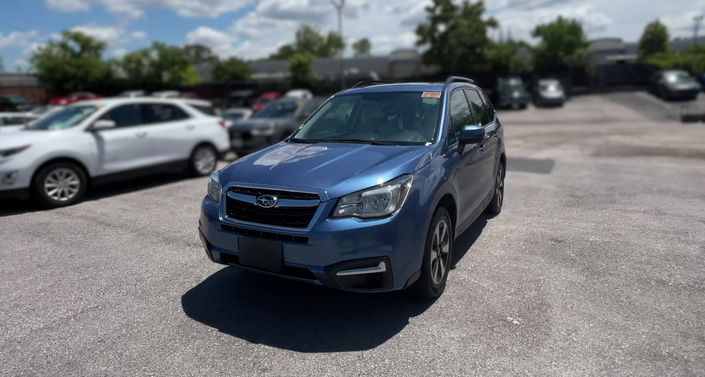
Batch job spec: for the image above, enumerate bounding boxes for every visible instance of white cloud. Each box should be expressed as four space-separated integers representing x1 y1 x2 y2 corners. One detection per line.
46 0 253 19
71 24 123 43
45 0 90 12
0 30 41 50
186 26 238 57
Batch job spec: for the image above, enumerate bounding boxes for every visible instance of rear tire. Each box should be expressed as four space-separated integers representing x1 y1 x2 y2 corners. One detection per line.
32 162 87 208
486 162 505 215
190 144 218 177
408 207 453 299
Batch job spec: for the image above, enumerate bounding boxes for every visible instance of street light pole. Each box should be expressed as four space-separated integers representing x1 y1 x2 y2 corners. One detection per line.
331 0 345 90
695 15 704 47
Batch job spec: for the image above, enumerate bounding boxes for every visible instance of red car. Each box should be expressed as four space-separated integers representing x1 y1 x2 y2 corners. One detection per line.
252 91 282 112
50 92 101 106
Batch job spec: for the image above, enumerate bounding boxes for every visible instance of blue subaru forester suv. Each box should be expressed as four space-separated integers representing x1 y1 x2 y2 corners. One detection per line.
199 77 505 298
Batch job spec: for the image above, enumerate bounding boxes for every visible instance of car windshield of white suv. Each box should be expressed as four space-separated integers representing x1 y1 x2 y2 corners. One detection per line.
26 105 98 130
291 91 440 145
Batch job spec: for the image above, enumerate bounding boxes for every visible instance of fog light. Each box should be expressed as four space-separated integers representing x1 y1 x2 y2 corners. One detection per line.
1 171 18 184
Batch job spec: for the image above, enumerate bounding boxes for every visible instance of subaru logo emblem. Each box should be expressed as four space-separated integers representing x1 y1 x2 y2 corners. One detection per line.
256 195 278 209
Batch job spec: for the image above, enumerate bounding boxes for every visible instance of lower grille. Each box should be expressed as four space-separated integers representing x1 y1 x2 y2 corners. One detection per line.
221 224 309 244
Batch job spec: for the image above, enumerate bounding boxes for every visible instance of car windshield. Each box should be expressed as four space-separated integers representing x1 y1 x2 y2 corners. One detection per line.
223 112 246 121
26 105 98 130
666 72 694 84
252 100 299 119
291 91 441 145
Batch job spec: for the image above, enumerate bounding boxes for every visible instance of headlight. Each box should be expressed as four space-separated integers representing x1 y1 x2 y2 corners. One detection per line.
207 171 222 203
332 175 413 219
0 145 30 158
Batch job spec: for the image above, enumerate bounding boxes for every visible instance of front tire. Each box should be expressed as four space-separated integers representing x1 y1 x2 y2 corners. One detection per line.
409 207 453 299
32 162 87 208
190 144 218 177
486 162 505 215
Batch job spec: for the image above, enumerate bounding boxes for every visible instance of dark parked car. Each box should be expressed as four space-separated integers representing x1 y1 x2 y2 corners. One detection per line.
0 95 37 112
649 70 701 101
495 77 530 109
229 97 325 154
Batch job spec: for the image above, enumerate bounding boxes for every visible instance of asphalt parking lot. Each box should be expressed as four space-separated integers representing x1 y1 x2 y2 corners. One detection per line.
2 92 705 376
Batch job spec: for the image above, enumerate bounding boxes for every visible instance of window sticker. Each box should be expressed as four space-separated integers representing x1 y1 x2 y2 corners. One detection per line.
421 91 442 98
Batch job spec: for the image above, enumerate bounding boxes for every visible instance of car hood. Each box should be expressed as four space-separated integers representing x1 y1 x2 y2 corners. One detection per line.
219 142 433 200
229 118 294 131
0 129 58 149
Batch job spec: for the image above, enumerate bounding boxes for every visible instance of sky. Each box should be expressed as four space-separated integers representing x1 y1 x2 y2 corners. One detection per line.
0 0 704 72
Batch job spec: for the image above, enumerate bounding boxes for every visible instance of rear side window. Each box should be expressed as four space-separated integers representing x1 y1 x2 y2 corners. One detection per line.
448 89 473 144
101 104 143 128
141 104 189 124
189 104 216 116
464 89 491 125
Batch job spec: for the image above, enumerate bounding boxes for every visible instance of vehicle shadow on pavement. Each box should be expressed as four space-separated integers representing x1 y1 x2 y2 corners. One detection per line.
180 218 488 352
181 268 434 352
0 173 189 217
451 215 488 268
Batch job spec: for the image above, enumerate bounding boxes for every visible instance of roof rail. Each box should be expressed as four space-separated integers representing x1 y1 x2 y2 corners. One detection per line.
351 80 386 88
445 76 476 85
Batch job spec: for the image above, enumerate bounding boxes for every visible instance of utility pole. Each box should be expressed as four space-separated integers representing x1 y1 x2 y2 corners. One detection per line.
695 14 704 47
331 0 345 90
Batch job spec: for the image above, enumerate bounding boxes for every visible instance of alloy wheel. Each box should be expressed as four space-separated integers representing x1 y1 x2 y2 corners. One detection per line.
194 147 216 175
44 168 81 202
430 219 451 285
495 165 504 208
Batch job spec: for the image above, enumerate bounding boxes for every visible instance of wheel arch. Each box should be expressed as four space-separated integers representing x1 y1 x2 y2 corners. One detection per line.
31 157 92 188
436 193 458 232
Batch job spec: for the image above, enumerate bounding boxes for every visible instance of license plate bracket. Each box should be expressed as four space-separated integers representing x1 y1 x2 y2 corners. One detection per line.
238 237 283 273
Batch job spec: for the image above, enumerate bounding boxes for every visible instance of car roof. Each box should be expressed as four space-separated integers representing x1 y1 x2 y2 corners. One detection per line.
340 82 447 95
70 97 196 107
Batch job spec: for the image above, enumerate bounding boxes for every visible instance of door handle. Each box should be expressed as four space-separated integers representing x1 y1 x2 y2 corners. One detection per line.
185 124 195 130
136 131 148 138
479 144 486 152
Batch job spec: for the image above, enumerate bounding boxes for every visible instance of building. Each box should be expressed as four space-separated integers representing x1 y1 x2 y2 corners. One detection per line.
0 73 47 102
197 49 438 85
589 38 645 87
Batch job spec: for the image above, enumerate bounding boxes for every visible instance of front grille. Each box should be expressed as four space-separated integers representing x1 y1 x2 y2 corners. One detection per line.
226 186 320 229
229 186 319 200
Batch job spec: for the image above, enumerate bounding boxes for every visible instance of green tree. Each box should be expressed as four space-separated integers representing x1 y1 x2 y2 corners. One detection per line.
352 38 372 57
638 20 670 61
415 0 498 75
30 30 109 93
645 46 705 75
183 44 218 65
121 42 200 89
270 25 345 59
531 16 589 73
212 57 251 84
288 52 316 87
487 40 530 76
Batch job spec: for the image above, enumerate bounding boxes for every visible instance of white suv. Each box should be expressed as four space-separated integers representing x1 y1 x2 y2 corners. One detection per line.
0 98 230 207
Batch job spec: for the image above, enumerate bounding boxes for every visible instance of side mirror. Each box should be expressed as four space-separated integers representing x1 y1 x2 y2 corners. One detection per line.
92 119 116 131
459 124 485 145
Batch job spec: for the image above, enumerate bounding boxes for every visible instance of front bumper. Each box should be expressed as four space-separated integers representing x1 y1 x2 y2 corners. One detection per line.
198 194 427 292
0 156 34 195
